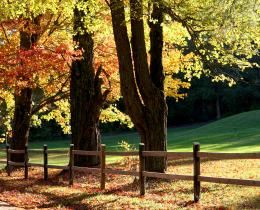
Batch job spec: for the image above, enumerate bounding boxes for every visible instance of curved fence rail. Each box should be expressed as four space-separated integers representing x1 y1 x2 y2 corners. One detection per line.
0 142 259 202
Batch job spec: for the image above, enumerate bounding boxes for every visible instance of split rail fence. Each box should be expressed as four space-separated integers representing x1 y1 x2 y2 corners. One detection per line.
0 142 259 202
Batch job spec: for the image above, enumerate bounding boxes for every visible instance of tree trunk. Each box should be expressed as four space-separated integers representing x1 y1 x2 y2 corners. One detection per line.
146 1 167 172
71 3 108 166
141 101 167 172
214 86 221 119
11 88 32 162
70 90 102 166
70 57 102 166
110 0 167 172
11 29 39 162
216 94 221 119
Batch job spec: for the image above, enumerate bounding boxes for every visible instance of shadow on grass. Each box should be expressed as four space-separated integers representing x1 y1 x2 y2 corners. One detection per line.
0 177 94 209
0 170 138 209
38 192 95 209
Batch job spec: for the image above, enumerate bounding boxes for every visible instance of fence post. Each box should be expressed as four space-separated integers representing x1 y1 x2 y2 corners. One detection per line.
139 143 145 195
6 144 10 176
43 144 48 181
24 145 28 179
69 144 74 185
193 142 200 202
100 144 106 190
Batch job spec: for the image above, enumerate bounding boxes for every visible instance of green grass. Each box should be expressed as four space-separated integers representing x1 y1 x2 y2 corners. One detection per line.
104 109 260 152
103 109 260 153
1 110 260 165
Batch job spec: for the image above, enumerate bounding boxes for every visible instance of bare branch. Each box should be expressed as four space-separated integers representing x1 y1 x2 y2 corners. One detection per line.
0 23 10 44
31 90 69 115
104 0 111 7
31 75 70 115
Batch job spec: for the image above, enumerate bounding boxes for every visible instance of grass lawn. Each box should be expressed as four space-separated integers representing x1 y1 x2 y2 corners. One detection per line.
0 110 259 209
104 109 260 153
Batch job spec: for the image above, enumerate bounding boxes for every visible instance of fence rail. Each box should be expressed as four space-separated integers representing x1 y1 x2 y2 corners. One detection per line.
73 150 100 156
143 171 193 181
47 165 69 170
28 163 43 168
199 176 260 186
8 161 24 167
46 150 69 154
105 169 139 176
198 152 260 159
0 142 259 203
106 151 139 156
8 149 25 154
142 151 193 159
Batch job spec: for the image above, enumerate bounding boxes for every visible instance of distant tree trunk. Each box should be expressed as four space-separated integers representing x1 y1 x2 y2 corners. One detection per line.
71 3 110 166
216 94 221 119
214 86 221 119
11 29 39 162
110 0 167 172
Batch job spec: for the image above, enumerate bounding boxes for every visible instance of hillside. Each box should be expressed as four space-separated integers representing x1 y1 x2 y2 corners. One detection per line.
167 110 260 152
102 110 260 152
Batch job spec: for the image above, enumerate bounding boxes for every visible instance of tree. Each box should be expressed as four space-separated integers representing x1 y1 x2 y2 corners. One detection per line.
11 17 41 162
109 0 259 172
161 0 260 83
0 1 133 166
70 0 112 166
110 0 168 172
0 1 75 162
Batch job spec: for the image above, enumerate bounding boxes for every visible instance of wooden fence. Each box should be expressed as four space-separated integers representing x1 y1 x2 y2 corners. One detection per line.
0 142 259 202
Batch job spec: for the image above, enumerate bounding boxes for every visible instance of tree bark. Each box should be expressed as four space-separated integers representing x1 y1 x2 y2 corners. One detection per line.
11 88 32 162
214 85 221 119
11 27 40 162
146 1 167 172
216 93 221 119
110 0 167 172
70 3 109 166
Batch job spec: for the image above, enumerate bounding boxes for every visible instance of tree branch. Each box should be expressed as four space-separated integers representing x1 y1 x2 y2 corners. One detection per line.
31 75 70 115
0 23 10 44
31 90 69 115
